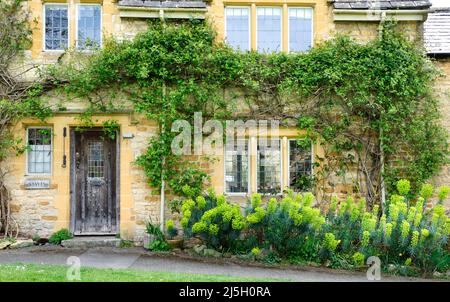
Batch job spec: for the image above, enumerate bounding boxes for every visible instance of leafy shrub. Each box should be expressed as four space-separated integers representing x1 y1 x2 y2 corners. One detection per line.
145 220 171 251
148 239 171 251
352 252 365 267
119 239 133 248
48 228 73 245
326 180 450 273
146 220 164 240
245 191 325 258
176 180 449 275
166 219 178 239
181 191 246 251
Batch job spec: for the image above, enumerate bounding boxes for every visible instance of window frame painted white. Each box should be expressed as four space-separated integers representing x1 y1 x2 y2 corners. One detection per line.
255 6 283 53
224 6 252 52
287 7 314 53
26 127 53 176
43 3 70 52
287 139 314 192
256 138 283 195
75 3 103 50
224 138 251 195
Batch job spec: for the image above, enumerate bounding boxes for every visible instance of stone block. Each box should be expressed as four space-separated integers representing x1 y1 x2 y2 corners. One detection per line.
9 239 34 249
42 215 58 221
0 241 12 250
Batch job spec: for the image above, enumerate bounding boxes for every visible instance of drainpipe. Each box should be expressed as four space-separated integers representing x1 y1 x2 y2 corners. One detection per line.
378 11 387 213
379 126 386 214
159 10 166 232
160 161 165 232
160 82 167 232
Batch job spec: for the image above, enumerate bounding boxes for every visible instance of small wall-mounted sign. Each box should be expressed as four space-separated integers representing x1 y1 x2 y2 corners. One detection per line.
24 179 51 190
123 133 134 139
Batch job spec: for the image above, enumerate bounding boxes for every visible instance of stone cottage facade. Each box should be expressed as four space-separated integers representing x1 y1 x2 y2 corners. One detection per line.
4 0 449 241
425 4 450 199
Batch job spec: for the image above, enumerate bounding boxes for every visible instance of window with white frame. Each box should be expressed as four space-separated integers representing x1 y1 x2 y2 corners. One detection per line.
225 7 250 51
77 4 102 49
225 139 249 193
257 139 281 194
257 7 282 53
27 128 52 174
289 8 313 52
289 139 313 191
44 4 69 50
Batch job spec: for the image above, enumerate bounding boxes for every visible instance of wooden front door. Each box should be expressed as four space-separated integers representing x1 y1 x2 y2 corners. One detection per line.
72 129 118 235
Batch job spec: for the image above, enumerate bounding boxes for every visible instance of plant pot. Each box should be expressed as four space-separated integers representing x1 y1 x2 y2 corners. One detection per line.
167 238 184 249
143 233 157 250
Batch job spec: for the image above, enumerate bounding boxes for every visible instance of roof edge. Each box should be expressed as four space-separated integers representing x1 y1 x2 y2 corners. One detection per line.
333 8 429 21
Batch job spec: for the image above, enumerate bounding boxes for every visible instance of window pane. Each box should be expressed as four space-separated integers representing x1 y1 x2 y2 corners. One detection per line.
77 5 102 49
27 128 52 174
289 8 313 52
88 141 104 178
289 140 313 191
226 7 250 51
45 5 68 50
257 139 281 194
257 7 282 53
225 140 249 193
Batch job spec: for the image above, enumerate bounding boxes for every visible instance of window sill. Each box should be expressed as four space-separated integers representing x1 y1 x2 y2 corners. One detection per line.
224 193 249 197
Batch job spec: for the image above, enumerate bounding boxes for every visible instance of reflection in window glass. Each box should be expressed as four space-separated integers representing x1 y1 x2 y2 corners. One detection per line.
44 5 68 50
257 139 281 194
289 8 313 52
257 7 282 53
225 140 249 193
289 140 313 191
77 5 101 49
88 141 104 178
225 7 250 51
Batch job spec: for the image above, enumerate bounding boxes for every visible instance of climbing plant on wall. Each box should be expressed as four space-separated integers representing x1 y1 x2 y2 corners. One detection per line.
0 0 53 238
46 19 447 207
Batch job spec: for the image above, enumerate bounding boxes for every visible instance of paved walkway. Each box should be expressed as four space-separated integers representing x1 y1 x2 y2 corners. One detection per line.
0 246 435 282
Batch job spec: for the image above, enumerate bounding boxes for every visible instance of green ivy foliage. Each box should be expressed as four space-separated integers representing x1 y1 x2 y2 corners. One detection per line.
0 0 52 163
49 20 448 201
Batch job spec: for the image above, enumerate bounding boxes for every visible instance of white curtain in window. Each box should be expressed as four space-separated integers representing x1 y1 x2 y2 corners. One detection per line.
27 129 52 174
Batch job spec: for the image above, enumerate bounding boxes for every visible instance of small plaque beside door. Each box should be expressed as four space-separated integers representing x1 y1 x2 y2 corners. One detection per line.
24 179 51 190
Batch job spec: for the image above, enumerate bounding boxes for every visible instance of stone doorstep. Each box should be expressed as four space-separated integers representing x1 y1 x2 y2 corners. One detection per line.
61 236 121 249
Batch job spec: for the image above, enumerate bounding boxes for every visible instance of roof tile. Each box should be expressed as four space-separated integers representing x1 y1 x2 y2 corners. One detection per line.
425 9 450 54
118 0 207 9
332 0 431 10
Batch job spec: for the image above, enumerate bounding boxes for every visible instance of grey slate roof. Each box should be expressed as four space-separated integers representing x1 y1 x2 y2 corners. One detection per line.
424 9 450 54
118 0 207 9
331 0 432 10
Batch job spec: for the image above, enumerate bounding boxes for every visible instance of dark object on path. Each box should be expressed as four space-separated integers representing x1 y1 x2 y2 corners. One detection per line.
34 238 49 246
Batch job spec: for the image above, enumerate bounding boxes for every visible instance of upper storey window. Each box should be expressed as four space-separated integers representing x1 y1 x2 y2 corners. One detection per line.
289 8 313 52
257 7 282 53
224 5 313 53
77 4 102 49
44 4 69 50
225 7 250 51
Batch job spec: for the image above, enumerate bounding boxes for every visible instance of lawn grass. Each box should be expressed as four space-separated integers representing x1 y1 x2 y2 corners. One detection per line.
0 263 287 282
